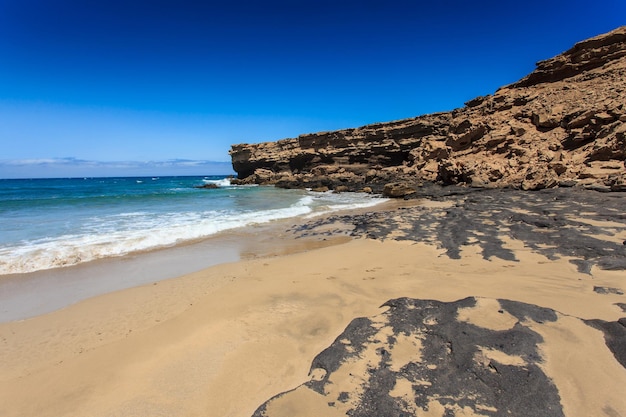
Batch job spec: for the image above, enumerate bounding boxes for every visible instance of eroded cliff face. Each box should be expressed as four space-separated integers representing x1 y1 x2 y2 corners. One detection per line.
229 26 626 195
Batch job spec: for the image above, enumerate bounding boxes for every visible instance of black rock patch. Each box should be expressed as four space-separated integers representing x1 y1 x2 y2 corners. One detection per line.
585 318 626 368
252 297 566 417
594 286 625 295
290 187 626 273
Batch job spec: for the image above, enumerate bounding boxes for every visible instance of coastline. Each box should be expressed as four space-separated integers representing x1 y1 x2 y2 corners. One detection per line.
1 190 625 417
0 196 396 323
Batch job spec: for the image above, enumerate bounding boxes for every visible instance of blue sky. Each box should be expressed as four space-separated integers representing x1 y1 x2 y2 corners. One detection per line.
1 0 624 178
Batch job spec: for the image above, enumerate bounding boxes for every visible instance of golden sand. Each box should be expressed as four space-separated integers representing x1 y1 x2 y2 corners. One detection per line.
1 231 625 416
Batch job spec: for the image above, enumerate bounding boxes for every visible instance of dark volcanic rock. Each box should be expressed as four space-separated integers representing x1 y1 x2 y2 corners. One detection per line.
194 183 219 189
230 27 626 194
585 318 626 368
252 297 567 417
290 187 626 272
594 286 625 295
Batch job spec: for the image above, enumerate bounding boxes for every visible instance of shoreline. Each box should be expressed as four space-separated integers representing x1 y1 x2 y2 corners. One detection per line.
0 197 395 323
1 189 625 417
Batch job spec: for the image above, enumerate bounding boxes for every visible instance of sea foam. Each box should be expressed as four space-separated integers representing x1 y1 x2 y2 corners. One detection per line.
0 177 387 275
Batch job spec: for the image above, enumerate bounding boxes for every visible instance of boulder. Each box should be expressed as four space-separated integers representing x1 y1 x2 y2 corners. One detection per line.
382 182 416 198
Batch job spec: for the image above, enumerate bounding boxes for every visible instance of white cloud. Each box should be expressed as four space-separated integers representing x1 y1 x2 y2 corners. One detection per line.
0 158 235 178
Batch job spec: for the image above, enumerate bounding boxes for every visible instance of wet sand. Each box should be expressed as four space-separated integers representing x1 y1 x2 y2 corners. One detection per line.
0 189 625 417
0 216 353 322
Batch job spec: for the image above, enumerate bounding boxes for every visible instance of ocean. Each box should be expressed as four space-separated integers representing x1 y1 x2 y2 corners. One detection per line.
0 176 386 276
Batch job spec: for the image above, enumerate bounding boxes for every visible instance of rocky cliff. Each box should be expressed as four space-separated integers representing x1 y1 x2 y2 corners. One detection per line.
229 26 626 195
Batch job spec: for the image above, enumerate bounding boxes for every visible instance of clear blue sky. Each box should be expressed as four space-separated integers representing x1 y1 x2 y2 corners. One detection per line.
1 0 624 178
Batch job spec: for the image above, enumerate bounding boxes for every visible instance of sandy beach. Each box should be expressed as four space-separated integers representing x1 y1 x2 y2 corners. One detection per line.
1 189 626 417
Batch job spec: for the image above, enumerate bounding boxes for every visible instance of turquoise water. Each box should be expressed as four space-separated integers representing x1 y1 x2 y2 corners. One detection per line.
0 176 385 274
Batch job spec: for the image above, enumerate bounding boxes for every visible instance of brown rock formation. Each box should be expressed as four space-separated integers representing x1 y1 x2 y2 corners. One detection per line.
229 27 626 194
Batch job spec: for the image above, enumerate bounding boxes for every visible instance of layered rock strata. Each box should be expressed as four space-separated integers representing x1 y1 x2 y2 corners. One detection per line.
230 27 626 195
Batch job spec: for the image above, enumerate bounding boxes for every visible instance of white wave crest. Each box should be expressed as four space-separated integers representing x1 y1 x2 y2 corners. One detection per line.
203 177 231 187
0 194 315 275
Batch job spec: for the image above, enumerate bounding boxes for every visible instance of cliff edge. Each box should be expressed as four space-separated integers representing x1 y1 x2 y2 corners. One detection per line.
229 27 626 195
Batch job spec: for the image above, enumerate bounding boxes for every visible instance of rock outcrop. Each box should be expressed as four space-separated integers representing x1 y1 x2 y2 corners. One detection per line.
230 27 626 195
289 186 626 272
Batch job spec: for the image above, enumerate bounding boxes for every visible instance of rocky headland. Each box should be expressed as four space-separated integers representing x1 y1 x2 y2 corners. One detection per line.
230 26 626 196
